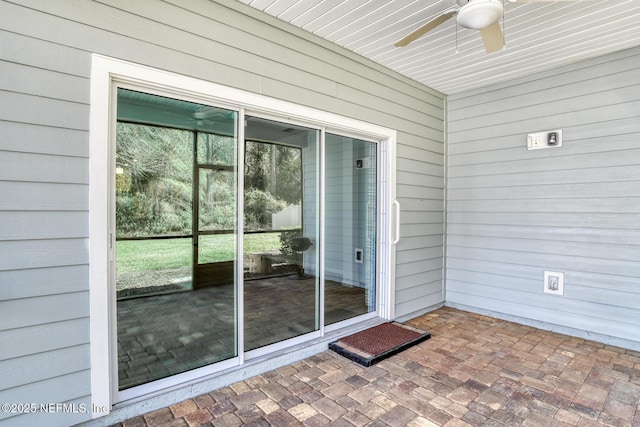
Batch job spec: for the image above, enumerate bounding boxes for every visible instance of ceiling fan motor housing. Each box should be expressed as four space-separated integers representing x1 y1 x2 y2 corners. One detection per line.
456 0 503 30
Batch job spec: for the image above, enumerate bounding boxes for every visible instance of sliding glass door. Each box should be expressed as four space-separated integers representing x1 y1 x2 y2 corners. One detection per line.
112 87 383 396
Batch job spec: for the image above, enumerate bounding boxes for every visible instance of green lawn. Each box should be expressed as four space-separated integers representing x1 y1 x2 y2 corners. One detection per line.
116 233 282 274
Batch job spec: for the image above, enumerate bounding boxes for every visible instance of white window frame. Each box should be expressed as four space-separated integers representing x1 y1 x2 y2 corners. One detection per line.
89 54 397 415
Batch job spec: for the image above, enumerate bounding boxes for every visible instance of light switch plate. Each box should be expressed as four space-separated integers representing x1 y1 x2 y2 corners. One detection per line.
527 129 562 150
355 248 364 263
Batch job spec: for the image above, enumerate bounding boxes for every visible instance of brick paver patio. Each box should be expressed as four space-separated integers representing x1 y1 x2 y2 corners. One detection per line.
117 277 367 389
116 307 640 426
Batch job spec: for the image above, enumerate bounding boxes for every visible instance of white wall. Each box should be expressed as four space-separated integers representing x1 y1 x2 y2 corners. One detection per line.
446 46 640 350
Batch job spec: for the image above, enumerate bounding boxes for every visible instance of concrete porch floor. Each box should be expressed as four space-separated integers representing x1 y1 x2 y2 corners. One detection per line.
115 307 640 427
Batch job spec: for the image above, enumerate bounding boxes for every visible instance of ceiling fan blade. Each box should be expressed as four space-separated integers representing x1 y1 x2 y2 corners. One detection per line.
395 11 457 47
479 21 505 53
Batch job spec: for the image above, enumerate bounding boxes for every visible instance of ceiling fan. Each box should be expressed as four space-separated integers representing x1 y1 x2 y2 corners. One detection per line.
395 0 590 53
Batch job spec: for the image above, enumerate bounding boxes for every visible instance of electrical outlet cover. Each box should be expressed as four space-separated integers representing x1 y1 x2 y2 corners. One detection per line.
543 271 564 295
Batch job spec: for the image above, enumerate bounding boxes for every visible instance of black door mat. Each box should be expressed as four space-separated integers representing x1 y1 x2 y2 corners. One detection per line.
329 322 431 367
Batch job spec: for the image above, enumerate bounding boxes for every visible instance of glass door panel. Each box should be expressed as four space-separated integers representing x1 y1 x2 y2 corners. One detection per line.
324 134 377 325
243 116 320 351
115 88 238 390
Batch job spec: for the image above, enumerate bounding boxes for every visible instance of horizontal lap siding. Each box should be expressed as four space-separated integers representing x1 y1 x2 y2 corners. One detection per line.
395 144 445 315
0 0 444 424
446 46 640 348
0 2 92 423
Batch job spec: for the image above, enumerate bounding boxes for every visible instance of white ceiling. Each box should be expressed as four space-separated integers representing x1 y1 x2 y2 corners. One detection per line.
238 0 640 94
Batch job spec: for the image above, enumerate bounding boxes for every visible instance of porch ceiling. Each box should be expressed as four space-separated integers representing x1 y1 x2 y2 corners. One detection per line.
239 0 640 94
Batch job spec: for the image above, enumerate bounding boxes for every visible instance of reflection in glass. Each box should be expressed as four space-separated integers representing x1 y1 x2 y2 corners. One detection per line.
243 116 319 351
324 134 377 325
115 89 237 390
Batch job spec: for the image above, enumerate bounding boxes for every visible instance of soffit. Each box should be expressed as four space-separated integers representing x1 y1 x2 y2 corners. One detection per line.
239 0 640 94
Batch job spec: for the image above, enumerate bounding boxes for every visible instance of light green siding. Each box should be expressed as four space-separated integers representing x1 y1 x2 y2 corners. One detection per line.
0 0 445 425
